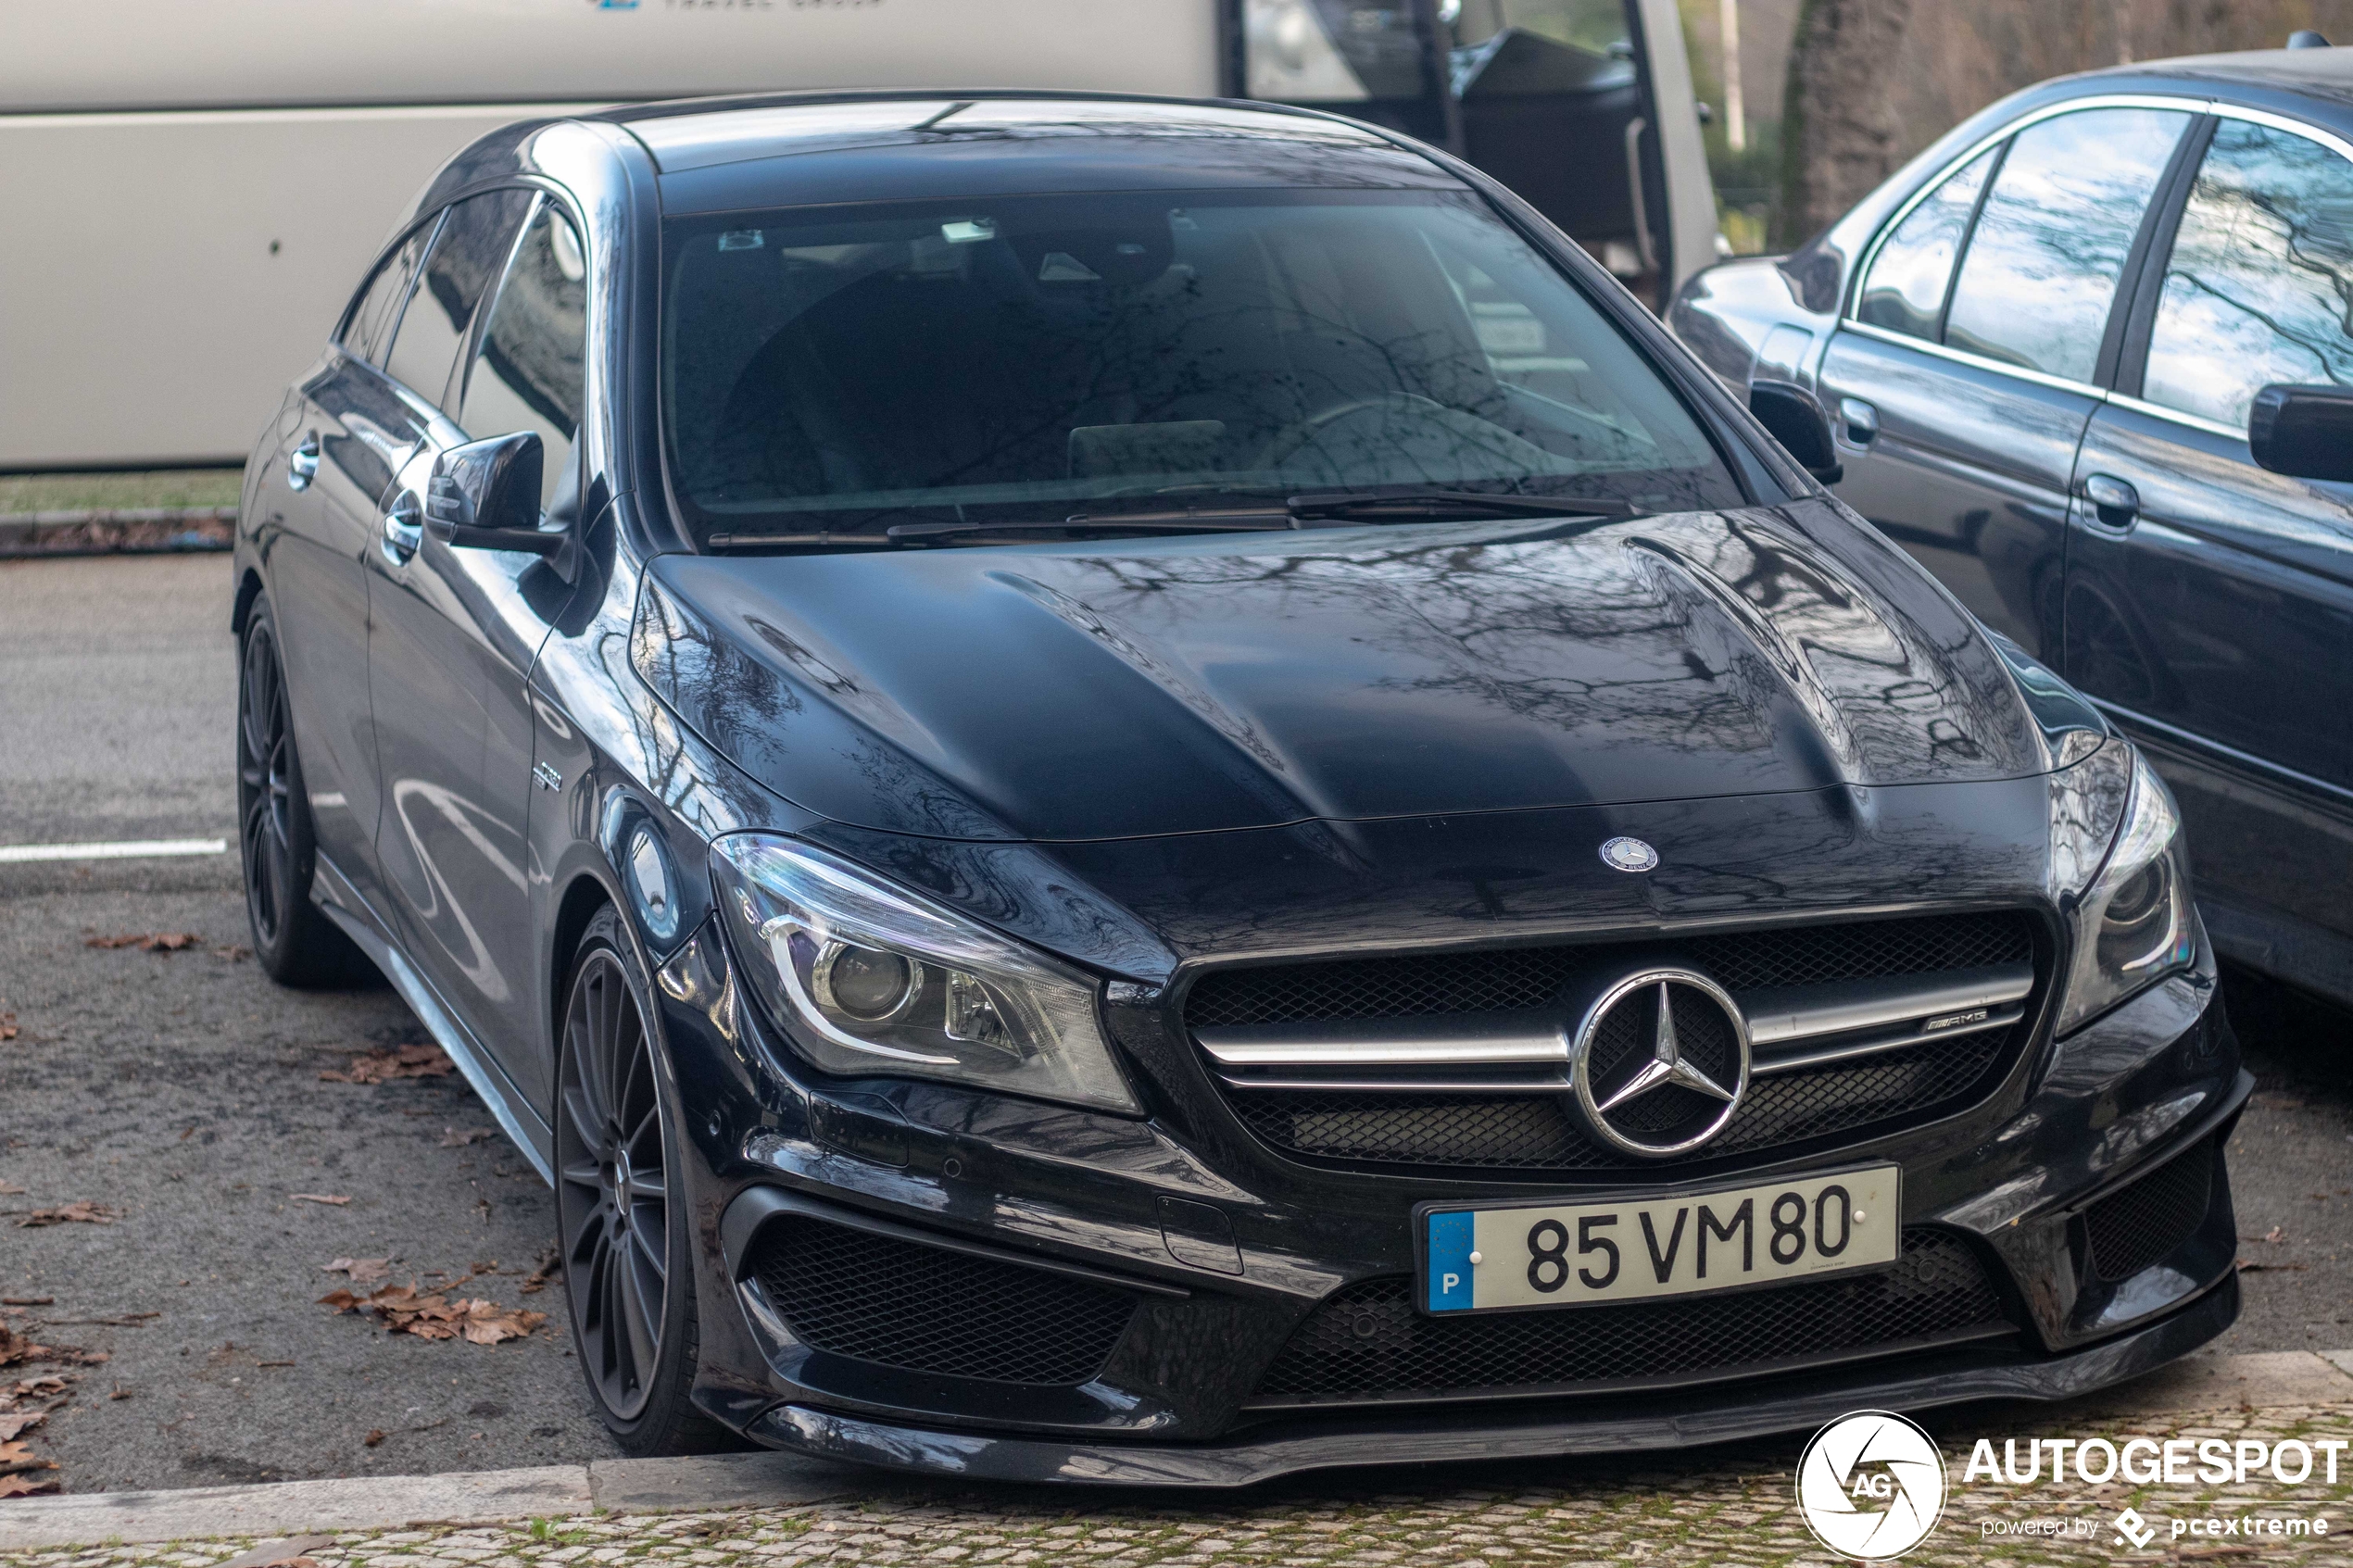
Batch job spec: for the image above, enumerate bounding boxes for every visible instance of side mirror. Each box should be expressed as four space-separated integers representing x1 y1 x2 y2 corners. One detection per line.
1749 379 1844 485
424 432 564 555
2248 383 2353 482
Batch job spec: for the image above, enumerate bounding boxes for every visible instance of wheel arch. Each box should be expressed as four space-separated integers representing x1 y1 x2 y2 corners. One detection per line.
232 566 265 636
549 870 619 1047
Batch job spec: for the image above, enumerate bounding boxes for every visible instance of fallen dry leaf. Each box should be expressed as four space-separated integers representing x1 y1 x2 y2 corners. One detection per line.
18 1201 118 1228
316 1280 545 1345
290 1193 350 1206
84 932 202 952
4 1374 70 1399
0 1013 16 1041
364 1428 385 1447
320 1044 454 1085
215 945 254 963
439 1127 495 1148
0 1410 44 1441
0 1472 59 1498
323 1257 392 1286
108 1383 130 1400
0 1438 57 1481
519 1247 560 1296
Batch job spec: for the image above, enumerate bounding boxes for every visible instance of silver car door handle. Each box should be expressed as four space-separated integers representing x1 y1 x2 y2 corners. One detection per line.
1838 398 1880 445
2082 473 2140 529
381 490 424 565
288 436 320 491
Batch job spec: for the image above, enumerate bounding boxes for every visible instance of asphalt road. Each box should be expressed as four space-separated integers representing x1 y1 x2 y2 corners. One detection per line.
0 551 2347 1497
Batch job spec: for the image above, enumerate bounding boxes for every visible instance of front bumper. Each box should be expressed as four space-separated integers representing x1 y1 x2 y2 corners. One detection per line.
743 1273 2238 1486
652 918 2245 1483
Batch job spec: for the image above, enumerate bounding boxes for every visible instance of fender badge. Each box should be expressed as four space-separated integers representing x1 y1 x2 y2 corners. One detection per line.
1599 836 1658 872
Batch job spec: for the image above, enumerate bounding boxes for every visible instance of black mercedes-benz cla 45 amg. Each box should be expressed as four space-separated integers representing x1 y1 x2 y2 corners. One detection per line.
233 92 2246 1483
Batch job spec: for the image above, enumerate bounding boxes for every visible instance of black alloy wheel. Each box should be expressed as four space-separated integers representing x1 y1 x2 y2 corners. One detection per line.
556 907 726 1452
237 598 368 986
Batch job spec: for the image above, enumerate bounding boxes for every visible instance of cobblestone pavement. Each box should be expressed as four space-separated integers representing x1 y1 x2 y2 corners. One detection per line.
7 1402 2348 1568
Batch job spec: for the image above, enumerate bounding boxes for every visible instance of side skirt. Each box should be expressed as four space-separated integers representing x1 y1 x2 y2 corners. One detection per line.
311 855 556 1185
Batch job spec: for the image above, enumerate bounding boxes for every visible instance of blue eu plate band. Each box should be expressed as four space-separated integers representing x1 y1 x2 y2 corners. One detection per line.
1427 1210 1475 1311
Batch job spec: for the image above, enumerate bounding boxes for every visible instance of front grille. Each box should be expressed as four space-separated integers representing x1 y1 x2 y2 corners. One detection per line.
1188 912 2033 1029
1190 912 2040 1174
2085 1139 2215 1282
1252 1228 2009 1406
749 1214 1136 1386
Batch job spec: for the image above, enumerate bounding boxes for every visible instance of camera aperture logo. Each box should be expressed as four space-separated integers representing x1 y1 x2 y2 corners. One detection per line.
1796 1411 1949 1560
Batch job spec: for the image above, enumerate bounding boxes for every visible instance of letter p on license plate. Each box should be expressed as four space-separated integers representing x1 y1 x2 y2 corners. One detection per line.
1423 1165 1900 1312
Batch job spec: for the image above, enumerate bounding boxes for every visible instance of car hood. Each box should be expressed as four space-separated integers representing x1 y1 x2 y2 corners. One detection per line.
634 498 2054 844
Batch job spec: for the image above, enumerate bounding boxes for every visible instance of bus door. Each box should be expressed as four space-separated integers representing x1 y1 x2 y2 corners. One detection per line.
1237 0 1715 311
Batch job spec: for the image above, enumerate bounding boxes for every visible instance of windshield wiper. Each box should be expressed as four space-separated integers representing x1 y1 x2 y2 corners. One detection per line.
1286 489 1631 522
888 508 1293 542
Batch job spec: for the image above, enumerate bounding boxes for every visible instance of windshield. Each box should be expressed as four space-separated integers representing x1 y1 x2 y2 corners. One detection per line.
661 188 1741 548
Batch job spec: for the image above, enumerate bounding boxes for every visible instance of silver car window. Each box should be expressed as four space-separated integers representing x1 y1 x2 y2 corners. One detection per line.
1944 107 2190 383
2143 118 2353 430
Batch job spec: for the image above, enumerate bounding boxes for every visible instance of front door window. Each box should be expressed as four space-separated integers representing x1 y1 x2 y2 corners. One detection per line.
2141 119 2353 429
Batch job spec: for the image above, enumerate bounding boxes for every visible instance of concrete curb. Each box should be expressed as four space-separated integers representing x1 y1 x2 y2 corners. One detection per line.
6 1350 2351 1551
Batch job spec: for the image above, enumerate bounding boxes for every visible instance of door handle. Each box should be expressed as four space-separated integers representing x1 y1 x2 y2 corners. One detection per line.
288 436 320 492
2082 473 2140 529
1838 398 1879 446
380 490 423 565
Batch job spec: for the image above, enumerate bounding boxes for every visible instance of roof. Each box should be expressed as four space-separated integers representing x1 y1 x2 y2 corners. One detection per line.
592 91 1463 216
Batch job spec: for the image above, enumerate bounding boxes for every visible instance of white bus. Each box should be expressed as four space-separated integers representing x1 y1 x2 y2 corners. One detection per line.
0 0 1712 470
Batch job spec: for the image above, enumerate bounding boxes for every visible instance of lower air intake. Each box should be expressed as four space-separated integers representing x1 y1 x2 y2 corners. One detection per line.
2084 1139 2216 1283
749 1214 1135 1386
1252 1228 2008 1406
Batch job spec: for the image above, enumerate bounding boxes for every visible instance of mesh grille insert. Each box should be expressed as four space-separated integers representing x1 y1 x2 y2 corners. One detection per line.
1253 1228 2008 1404
2085 1140 2215 1283
1235 1027 2011 1173
1192 911 2039 1175
749 1214 1135 1386
1187 913 2033 1029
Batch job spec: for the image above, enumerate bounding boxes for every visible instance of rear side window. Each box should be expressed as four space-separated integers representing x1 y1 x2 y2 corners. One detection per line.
2143 119 2353 429
459 199 588 509
341 222 434 366
1857 146 1996 340
1943 107 2190 382
383 189 535 410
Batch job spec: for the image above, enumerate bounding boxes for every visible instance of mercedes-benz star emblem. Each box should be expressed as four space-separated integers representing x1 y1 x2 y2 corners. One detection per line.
1569 968 1751 1157
1599 836 1658 872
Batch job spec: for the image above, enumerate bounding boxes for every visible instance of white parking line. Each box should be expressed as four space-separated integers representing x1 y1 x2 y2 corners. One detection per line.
0 836 229 863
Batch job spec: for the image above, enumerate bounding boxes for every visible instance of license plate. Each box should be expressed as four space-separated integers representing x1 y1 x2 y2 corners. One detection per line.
1422 1165 1900 1313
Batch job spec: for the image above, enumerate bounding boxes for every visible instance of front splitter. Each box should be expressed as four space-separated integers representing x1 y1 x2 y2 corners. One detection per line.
743 1273 2237 1487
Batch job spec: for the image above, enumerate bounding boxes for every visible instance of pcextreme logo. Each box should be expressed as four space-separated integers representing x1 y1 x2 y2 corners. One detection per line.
1796 1411 1950 1560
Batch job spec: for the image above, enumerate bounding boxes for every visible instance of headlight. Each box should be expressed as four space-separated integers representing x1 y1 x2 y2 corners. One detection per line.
710 834 1139 1114
2048 741 2197 1035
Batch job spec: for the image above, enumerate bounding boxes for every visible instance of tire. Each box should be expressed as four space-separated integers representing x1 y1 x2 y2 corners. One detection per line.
555 906 733 1455
237 597 371 987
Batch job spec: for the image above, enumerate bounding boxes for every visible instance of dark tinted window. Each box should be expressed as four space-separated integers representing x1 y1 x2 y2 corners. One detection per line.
660 189 1739 547
459 199 587 509
2144 119 2353 429
1944 107 2189 382
341 222 434 366
384 189 534 410
1858 146 1995 340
